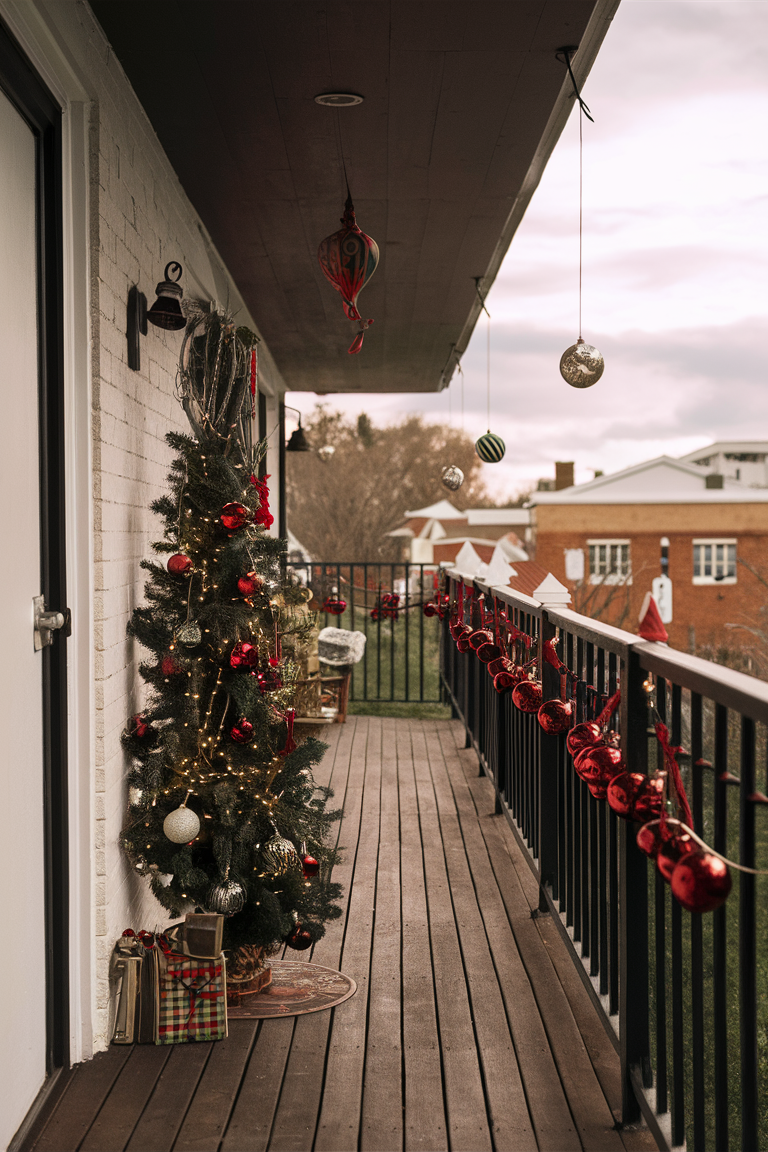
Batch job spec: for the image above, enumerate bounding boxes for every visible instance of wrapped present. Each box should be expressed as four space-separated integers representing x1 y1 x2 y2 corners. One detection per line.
318 627 366 667
111 930 161 1045
155 948 228 1044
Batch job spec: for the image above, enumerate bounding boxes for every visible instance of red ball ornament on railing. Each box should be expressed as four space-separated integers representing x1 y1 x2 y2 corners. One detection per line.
671 851 732 913
566 721 602 758
317 194 379 355
511 680 543 713
657 828 697 882
423 603 438 618
487 656 513 678
537 699 574 734
469 629 493 652
476 641 502 664
456 634 472 653
323 597 347 616
494 669 521 693
574 744 623 785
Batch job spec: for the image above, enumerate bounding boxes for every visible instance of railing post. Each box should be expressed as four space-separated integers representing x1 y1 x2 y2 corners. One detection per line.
619 646 651 1124
537 610 559 911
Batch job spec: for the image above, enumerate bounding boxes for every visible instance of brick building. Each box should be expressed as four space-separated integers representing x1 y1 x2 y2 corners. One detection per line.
528 454 768 652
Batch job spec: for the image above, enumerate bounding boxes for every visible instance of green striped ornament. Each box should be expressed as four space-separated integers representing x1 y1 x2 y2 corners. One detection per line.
475 431 506 463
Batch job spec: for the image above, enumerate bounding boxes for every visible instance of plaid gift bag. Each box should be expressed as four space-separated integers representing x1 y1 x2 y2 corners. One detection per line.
154 947 228 1044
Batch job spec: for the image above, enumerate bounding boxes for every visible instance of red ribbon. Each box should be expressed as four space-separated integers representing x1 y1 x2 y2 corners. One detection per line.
596 690 621 728
279 708 297 757
655 721 694 832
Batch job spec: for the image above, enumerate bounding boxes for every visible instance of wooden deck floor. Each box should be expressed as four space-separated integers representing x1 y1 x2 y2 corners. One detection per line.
22 718 658 1152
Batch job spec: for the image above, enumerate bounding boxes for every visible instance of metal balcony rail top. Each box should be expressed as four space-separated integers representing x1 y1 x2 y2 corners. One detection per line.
455 568 768 724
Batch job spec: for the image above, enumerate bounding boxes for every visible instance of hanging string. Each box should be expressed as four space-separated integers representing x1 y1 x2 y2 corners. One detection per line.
474 278 492 429
579 102 583 340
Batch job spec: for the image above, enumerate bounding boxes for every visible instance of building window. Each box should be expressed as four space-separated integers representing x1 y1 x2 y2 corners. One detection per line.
587 539 631 584
693 539 737 584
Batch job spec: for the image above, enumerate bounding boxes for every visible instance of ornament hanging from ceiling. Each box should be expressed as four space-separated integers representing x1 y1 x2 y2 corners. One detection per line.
473 279 506 461
556 46 604 390
318 193 379 355
441 465 464 492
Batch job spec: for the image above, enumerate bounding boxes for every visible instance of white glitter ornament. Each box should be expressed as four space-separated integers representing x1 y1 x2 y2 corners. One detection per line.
163 804 201 844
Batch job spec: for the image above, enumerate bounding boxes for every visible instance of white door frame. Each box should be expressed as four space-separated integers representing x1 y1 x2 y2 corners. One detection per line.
0 1 95 1065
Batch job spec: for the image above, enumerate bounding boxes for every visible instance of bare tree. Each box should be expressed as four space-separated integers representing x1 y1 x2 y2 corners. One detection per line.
286 407 493 561
571 564 653 631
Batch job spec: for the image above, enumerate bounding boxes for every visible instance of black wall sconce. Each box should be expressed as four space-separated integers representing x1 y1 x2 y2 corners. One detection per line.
285 406 311 452
127 261 187 371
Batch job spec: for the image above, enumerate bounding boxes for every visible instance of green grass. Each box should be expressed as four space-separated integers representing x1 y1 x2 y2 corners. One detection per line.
347 700 451 719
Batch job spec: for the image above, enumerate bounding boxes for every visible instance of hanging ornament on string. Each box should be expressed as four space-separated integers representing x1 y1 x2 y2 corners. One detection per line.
318 190 379 354
207 867 246 916
556 47 604 390
473 279 506 461
441 465 464 492
163 793 200 844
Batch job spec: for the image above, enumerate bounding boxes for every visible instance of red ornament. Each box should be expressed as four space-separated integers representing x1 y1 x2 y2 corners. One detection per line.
258 668 283 694
671 851 732 913
494 670 520 693
566 721 602 758
456 634 472 653
250 474 273 529
230 719 254 744
632 775 665 823
279 709 297 757
424 603 438 618
301 854 320 879
469 629 493 652
131 713 151 738
285 922 313 950
238 572 263 597
230 641 259 670
607 772 650 819
574 744 623 786
220 502 250 531
450 621 469 640
588 779 609 801
323 597 347 616
657 828 697 882
161 655 183 676
512 680 543 713
636 821 665 859
487 656 513 678
476 641 502 664
537 699 574 734
167 553 193 576
317 194 379 354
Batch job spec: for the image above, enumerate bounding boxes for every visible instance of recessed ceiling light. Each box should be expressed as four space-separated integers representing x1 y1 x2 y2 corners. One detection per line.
314 92 363 107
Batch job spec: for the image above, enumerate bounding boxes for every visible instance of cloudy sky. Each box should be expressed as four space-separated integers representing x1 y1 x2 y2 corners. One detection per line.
287 1 768 499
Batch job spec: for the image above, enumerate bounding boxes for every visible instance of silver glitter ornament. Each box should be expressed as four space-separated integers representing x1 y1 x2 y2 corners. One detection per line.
176 622 202 648
441 465 464 492
207 879 246 916
559 339 604 389
163 805 201 843
260 833 301 877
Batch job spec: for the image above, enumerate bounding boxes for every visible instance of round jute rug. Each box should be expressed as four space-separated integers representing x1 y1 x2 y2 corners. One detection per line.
226 959 357 1019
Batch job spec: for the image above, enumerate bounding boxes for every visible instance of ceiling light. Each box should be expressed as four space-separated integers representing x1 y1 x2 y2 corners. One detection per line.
314 92 363 107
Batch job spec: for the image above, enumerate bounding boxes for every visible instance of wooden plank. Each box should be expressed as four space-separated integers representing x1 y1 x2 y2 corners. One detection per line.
172 1021 258 1151
453 729 626 1152
220 1019 296 1152
79 1045 171 1152
360 718 403 1152
267 717 372 1152
312 718 383 1152
124 1043 212 1152
223 718 366 1152
397 722 448 1152
32 1046 132 1152
424 722 538 1152
408 721 493 1152
436 722 580 1152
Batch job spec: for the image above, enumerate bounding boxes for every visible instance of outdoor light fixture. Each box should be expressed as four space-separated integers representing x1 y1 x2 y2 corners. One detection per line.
285 406 311 452
314 92 363 107
127 260 187 371
147 261 187 331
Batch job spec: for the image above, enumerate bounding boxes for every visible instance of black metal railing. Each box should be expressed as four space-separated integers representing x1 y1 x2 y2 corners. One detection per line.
289 561 444 703
442 572 768 1151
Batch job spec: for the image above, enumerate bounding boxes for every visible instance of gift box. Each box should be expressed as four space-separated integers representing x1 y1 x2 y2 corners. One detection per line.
111 930 160 1045
154 948 228 1044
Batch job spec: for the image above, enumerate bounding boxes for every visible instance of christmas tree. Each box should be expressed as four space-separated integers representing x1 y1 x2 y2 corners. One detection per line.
121 310 341 952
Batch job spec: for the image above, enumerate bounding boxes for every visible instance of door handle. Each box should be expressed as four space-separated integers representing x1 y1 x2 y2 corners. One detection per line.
33 595 71 651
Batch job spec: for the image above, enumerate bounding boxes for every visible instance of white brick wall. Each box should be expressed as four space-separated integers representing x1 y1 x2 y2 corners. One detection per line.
35 0 286 1051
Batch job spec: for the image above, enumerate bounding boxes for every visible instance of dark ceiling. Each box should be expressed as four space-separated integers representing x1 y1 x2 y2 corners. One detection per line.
92 1 613 392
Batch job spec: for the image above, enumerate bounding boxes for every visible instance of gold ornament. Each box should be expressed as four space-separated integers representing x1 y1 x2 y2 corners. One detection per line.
559 339 604 389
